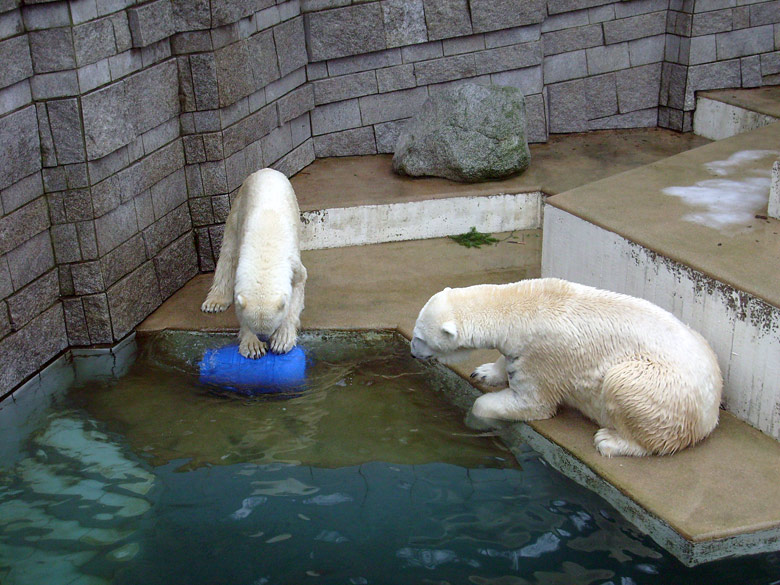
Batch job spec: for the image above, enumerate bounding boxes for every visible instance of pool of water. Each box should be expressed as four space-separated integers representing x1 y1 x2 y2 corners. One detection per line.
1 331 778 585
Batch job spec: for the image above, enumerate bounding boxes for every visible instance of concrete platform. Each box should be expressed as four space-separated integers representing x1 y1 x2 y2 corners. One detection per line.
137 127 780 566
694 86 780 140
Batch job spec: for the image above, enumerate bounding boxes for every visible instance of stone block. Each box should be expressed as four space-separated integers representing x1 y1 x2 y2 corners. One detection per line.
50 222 82 263
128 0 175 48
629 34 666 66
314 126 377 157
100 233 146 288
547 78 589 133
716 25 774 60
271 139 314 178
222 103 277 156
211 193 230 222
89 145 129 186
150 168 187 219
95 199 138 256
134 190 155 230
475 42 542 75
248 29 281 87
0 304 67 394
0 198 48 258
171 0 210 31
223 148 247 191
211 0 257 27
202 132 224 161
471 0 545 33
77 219 98 260
584 72 618 119
142 202 191 257
125 60 180 135
106 260 163 340
7 269 58 330
200 160 228 196
141 118 179 155
21 2 70 30
586 43 630 75
47 191 67 225
110 12 132 53
374 119 405 153
81 82 134 160
62 297 90 346
310 98 361 135
684 59 741 109
0 256 11 299
401 41 443 63
312 71 377 105
541 10 589 33
185 163 204 197
751 1 780 27
1 171 43 214
329 49 402 77
305 3 386 61
30 70 80 100
189 196 214 226
194 226 214 271
73 17 117 67
617 63 661 112
6 229 54 290
377 63 416 93
171 30 213 54
359 86 429 125
277 83 314 123
422 0 471 41
543 50 587 84
491 62 541 92
274 16 308 77
134 139 184 193
0 79 32 118
59 264 74 296
154 231 197 300
414 53 476 85
47 98 86 165
691 9 732 36
63 188 93 222
524 92 546 143
183 134 206 164
0 9 23 41
189 53 220 110
290 112 311 147
442 34 485 56
193 109 221 133
0 105 39 191
71 260 105 295
77 58 112 93
485 25 540 48
588 4 615 24
603 11 666 44
28 28 75 73
82 292 112 344
382 0 427 48
760 52 780 78
543 24 603 55
589 107 658 130
260 123 293 167
215 40 256 107
547 0 617 16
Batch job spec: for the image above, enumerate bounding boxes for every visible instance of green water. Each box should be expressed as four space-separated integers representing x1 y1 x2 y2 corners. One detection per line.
0 332 778 585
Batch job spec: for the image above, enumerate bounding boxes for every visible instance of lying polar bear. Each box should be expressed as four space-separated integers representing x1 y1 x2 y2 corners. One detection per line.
201 168 307 358
411 278 722 457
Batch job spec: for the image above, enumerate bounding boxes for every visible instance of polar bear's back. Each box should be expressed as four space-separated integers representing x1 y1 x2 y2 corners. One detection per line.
236 169 301 248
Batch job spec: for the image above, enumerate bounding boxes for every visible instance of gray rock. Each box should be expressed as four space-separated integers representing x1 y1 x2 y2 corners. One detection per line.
392 83 530 183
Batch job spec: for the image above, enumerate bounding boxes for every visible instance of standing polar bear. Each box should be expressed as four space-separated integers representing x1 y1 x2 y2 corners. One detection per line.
201 168 307 358
411 278 722 457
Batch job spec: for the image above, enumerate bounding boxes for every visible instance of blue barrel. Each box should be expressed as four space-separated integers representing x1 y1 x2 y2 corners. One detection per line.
198 344 308 395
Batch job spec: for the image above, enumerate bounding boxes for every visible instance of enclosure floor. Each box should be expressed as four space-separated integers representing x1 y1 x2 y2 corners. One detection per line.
138 125 780 553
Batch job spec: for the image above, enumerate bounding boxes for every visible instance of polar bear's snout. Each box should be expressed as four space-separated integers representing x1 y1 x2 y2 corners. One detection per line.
411 336 435 360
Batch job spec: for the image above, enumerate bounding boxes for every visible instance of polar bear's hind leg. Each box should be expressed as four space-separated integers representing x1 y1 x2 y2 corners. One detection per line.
471 355 509 387
594 428 650 457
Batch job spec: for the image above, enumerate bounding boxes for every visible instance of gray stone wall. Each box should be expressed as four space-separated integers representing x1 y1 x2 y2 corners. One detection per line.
1 0 778 398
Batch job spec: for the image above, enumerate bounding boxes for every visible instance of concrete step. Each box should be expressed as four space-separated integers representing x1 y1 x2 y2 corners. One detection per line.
694 86 780 140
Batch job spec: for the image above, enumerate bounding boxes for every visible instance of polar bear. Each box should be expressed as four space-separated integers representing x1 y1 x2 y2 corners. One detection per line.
411 278 722 457
201 168 307 358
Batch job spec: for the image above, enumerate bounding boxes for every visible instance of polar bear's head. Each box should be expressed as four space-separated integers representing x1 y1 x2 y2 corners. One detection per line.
235 289 290 338
411 288 472 364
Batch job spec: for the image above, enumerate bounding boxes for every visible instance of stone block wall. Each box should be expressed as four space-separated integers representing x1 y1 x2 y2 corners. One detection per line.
302 0 780 150
0 0 778 398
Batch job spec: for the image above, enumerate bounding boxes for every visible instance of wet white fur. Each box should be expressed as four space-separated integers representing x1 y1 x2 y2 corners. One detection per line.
201 168 307 358
411 278 722 457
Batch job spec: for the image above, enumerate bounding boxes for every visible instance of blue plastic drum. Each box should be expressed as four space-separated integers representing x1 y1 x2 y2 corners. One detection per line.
198 344 309 396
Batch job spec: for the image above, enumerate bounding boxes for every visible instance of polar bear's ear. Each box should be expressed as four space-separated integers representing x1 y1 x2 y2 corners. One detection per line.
236 294 247 309
441 321 457 339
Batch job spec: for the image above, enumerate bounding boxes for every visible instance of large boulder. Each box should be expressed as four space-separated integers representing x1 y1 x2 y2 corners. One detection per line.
392 84 530 183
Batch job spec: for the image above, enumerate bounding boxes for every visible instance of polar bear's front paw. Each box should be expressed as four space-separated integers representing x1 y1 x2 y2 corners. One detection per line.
470 362 509 387
239 335 267 359
201 294 231 313
594 428 649 458
269 325 296 354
